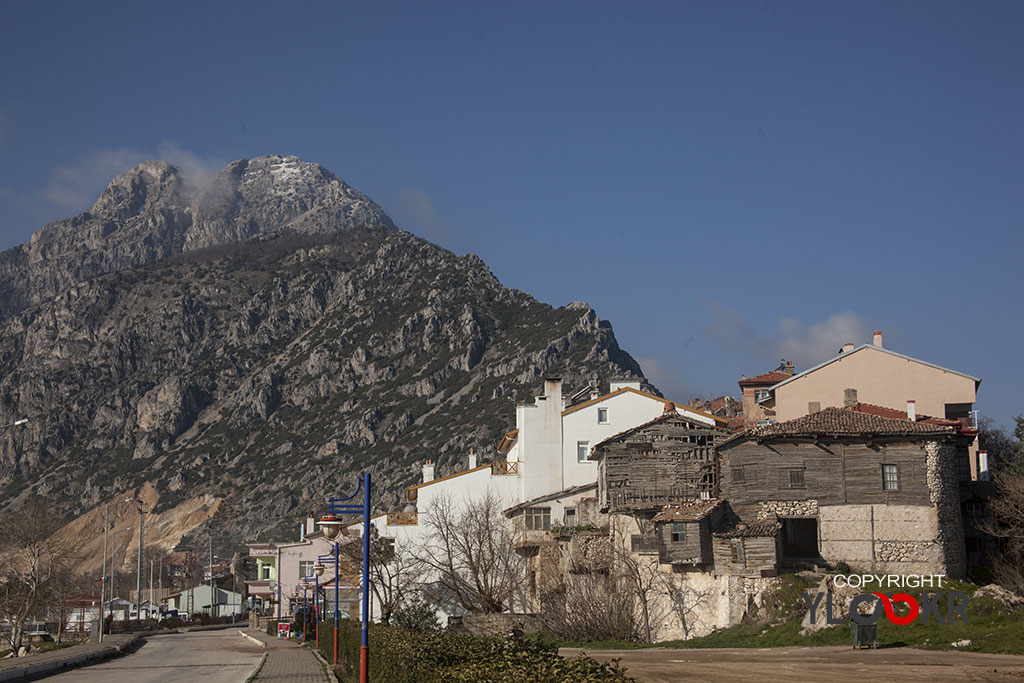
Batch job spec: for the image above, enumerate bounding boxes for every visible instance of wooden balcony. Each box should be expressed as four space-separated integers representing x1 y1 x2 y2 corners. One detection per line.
491 461 519 475
386 510 418 525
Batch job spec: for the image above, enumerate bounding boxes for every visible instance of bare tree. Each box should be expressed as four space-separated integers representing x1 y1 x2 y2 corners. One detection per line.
0 498 78 656
541 569 637 642
344 525 416 625
416 491 524 614
610 514 670 643
657 571 714 639
980 465 1024 595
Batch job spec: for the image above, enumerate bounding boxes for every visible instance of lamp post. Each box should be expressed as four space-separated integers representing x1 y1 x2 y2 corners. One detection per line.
126 498 149 622
319 472 371 683
108 525 133 625
98 499 135 642
313 562 324 649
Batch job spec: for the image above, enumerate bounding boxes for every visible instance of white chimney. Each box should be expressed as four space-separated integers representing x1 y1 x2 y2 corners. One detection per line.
907 400 916 421
842 342 855 354
422 460 435 483
873 330 883 348
469 450 477 469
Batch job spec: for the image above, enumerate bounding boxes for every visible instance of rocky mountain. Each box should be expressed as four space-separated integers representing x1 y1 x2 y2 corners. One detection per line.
0 155 649 557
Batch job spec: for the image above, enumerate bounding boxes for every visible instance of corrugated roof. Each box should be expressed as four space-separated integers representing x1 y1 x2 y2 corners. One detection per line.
714 520 781 538
738 371 793 386
652 499 722 523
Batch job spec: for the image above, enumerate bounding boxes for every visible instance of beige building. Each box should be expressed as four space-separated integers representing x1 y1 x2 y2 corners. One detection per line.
751 331 983 478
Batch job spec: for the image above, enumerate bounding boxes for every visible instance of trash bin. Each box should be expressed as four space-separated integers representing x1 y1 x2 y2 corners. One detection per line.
850 621 877 649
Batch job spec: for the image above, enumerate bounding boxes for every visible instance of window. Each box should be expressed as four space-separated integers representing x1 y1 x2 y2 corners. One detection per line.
882 464 900 491
577 441 590 462
597 408 609 424
564 507 576 526
299 561 314 579
525 507 550 531
731 468 746 484
754 389 770 403
671 523 686 543
789 469 805 488
261 564 272 580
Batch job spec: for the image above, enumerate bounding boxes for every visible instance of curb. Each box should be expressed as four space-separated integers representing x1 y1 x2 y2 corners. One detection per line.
0 634 142 682
239 630 267 649
310 647 340 683
244 652 268 683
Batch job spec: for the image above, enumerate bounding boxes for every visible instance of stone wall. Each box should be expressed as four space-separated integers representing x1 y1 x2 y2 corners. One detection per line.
757 499 818 519
447 613 544 636
925 441 968 578
818 503 942 573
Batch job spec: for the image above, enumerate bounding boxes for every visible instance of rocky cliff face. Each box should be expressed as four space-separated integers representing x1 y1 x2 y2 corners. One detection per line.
0 155 648 550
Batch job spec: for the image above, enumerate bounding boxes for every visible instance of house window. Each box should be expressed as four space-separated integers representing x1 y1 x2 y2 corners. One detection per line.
261 564 272 580
754 389 771 403
731 468 746 484
299 561 314 579
789 469 805 488
564 507 576 526
525 507 550 531
882 464 900 491
597 408 609 424
577 441 590 462
671 523 686 543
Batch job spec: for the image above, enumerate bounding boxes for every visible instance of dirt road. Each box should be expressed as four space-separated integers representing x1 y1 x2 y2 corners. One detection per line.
563 645 1024 682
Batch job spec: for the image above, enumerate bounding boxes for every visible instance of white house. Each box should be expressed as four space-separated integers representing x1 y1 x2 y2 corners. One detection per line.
351 376 723 624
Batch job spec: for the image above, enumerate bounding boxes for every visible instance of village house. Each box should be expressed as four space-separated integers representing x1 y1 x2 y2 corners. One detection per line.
716 406 969 578
165 585 244 617
350 376 724 625
246 516 347 618
742 331 984 479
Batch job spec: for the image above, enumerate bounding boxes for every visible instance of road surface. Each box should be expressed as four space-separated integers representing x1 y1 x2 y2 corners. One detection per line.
44 630 263 683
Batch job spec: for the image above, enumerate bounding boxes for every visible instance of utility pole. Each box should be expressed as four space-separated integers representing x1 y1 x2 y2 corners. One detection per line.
159 555 163 615
149 559 154 620
99 505 109 643
209 534 214 617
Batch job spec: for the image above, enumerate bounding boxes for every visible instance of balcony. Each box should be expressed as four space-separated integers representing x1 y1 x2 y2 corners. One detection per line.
246 579 276 597
491 461 519 475
386 510 418 525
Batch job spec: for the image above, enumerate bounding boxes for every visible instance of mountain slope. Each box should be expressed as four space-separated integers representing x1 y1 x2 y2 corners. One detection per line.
0 156 648 548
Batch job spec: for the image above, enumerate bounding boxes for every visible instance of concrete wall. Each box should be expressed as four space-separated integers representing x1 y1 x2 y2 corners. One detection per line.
818 504 943 574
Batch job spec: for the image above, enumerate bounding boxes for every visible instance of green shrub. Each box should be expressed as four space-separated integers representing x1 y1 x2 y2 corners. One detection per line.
316 620 632 682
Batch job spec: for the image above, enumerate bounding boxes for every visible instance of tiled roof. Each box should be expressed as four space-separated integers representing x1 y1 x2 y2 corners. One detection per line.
714 520 781 538
738 371 792 386
719 406 955 448
652 499 722 522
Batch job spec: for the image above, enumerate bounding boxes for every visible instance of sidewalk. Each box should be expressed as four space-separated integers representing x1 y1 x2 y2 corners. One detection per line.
244 629 332 682
0 633 141 682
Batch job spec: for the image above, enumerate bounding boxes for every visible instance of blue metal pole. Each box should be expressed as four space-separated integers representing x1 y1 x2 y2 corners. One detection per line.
333 539 339 666
360 472 370 683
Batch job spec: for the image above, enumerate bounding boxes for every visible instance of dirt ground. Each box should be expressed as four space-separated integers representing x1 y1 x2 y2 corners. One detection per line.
561 645 1024 682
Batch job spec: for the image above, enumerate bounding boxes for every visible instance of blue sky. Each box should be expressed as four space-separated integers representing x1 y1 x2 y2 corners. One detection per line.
1 1 1021 427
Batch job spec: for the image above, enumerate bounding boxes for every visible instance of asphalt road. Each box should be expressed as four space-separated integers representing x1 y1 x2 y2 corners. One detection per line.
44 630 263 683
565 645 1024 682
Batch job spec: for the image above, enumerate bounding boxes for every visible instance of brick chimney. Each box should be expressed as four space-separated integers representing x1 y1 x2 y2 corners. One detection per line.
783 360 795 375
422 460 435 483
873 330 883 348
842 342 855 354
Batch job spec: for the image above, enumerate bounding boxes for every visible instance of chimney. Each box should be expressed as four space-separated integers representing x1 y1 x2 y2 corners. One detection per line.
306 514 316 537
873 330 883 348
907 400 916 421
544 376 563 410
783 360 795 375
468 450 477 469
842 342 855 354
422 460 435 483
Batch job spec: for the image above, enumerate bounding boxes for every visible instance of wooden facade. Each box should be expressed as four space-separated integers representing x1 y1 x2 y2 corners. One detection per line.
596 413 727 512
719 439 933 520
655 517 716 566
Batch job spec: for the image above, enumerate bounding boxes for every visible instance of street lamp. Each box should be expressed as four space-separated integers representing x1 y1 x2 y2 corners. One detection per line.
319 472 371 683
98 499 134 642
